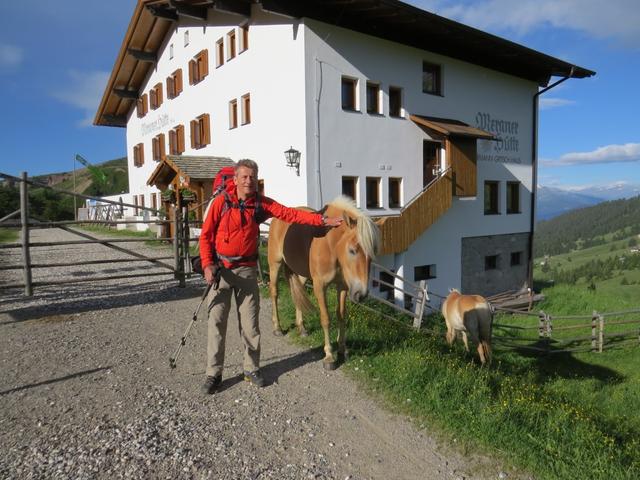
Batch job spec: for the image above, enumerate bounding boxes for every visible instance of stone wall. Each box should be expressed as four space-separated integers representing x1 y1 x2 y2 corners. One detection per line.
461 232 529 296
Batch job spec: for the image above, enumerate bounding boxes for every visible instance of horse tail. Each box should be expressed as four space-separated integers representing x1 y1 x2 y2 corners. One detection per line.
285 268 314 314
478 301 493 365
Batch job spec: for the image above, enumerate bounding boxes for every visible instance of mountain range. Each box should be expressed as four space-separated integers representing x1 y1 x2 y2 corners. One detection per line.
537 183 640 220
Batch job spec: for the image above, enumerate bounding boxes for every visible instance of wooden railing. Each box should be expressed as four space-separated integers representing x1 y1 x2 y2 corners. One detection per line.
377 168 453 255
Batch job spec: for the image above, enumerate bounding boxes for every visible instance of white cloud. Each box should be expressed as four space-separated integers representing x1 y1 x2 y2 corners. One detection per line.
409 0 640 47
539 97 576 110
0 44 23 71
51 70 110 127
541 143 640 167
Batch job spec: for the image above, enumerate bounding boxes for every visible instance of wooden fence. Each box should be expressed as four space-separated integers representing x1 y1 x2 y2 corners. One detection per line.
0 171 196 295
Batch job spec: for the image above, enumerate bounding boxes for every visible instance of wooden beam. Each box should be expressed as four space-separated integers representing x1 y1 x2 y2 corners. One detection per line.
127 48 157 63
113 88 139 99
213 0 251 17
102 114 127 127
146 4 178 21
170 0 208 20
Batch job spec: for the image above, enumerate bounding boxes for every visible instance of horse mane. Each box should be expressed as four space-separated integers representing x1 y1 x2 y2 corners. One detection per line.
328 195 381 259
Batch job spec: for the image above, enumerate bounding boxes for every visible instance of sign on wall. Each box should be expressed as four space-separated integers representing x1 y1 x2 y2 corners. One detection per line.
475 112 522 164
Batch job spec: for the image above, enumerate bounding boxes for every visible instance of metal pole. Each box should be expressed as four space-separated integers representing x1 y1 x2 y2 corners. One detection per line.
20 172 32 296
73 155 77 221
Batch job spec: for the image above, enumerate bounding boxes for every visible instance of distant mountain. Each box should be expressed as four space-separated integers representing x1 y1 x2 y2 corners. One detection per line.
536 186 602 220
572 183 640 201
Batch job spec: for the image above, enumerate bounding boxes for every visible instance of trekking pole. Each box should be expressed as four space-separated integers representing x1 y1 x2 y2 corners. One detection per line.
169 282 213 369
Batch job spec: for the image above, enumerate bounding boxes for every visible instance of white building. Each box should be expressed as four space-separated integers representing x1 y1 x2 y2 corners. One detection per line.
95 0 593 299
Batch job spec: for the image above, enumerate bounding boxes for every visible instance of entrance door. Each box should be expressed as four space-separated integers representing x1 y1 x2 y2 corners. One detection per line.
423 141 440 187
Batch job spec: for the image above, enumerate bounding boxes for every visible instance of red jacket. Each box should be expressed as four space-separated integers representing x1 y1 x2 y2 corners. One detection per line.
199 185 323 269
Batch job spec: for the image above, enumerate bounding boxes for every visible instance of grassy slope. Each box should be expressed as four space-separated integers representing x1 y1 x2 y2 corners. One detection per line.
262 238 640 480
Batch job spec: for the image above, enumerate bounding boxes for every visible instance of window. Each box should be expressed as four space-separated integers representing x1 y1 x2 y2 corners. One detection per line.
241 93 251 125
169 125 185 154
366 82 381 114
227 29 236 60
133 195 139 215
169 43 174 60
229 99 238 129
152 133 165 161
184 30 189 47
216 38 224 67
379 271 394 299
151 192 158 211
133 143 144 167
389 86 403 117
511 251 523 266
414 264 437 281
156 192 162 210
136 94 148 118
341 77 358 111
342 176 358 202
388 177 402 208
189 49 209 85
422 61 442 95
507 181 521 214
484 181 499 215
149 82 163 110
239 24 249 52
190 113 211 149
166 69 183 99
485 255 498 271
366 177 381 209
139 194 145 214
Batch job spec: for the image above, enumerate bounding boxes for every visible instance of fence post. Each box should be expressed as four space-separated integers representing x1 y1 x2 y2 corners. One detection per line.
598 313 604 353
591 311 598 352
412 280 427 329
182 206 190 275
538 310 546 339
20 172 33 296
173 207 185 287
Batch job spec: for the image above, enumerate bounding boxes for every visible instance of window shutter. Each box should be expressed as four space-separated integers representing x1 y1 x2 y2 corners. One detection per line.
189 59 196 85
152 137 158 160
202 114 211 145
159 133 165 159
156 83 163 106
190 120 196 148
169 130 176 155
139 143 144 165
166 76 174 99
201 49 209 78
175 69 183 95
177 125 185 153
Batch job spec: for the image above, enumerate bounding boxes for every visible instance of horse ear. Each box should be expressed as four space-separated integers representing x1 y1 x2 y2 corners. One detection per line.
342 212 356 229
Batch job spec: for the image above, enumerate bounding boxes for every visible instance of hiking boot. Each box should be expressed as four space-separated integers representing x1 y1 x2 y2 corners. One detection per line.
201 375 222 394
243 369 266 388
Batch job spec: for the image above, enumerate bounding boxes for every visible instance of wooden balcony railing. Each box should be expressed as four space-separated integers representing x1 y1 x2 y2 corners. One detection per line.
377 168 453 255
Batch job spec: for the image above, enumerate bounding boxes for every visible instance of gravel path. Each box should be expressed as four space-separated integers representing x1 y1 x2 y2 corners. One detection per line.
0 228 513 479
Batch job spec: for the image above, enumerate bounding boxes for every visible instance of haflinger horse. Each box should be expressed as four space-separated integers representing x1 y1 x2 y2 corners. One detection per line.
268 196 380 370
441 289 493 365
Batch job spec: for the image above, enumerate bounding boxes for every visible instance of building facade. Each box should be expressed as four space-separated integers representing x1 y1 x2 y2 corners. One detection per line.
95 0 593 300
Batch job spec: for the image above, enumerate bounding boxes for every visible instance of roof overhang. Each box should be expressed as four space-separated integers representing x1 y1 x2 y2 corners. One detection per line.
410 114 495 140
147 154 235 189
95 0 595 128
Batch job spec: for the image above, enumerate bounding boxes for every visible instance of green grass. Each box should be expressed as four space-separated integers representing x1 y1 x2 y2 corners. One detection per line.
0 228 19 243
264 276 640 480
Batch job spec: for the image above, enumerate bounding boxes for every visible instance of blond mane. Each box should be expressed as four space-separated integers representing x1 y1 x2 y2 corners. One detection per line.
328 195 381 259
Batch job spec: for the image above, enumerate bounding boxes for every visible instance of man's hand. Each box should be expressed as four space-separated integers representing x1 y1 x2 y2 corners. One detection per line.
204 264 218 285
323 216 343 227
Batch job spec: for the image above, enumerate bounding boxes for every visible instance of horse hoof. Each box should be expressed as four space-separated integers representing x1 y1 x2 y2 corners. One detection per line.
273 329 284 337
323 361 337 371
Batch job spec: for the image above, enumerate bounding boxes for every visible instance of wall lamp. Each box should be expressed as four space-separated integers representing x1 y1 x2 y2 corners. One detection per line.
284 146 301 176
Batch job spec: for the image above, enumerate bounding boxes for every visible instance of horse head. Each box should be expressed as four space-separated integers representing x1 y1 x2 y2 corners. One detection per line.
328 197 380 303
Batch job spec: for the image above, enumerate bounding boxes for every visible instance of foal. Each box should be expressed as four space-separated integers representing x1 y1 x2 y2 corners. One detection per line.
441 289 493 365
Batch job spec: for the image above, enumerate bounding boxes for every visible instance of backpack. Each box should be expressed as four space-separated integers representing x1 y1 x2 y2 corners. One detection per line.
191 167 266 274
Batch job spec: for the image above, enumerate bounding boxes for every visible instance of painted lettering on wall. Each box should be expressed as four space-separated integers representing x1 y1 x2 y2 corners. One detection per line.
475 112 521 164
140 114 172 137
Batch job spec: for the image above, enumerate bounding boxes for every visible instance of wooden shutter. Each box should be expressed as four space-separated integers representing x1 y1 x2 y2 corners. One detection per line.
190 120 197 148
447 137 477 197
139 143 144 166
175 69 183 95
177 125 185 153
169 130 176 155
155 83 163 106
159 133 165 159
152 136 159 160
200 49 209 79
166 75 174 99
200 114 210 145
189 59 196 85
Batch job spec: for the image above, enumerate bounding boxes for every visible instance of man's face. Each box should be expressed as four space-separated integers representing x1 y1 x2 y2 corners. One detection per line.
234 166 257 198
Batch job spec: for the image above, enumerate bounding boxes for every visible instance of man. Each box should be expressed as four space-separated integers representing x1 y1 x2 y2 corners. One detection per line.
199 159 343 394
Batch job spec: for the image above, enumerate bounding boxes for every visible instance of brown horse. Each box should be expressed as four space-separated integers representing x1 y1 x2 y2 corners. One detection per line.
267 196 380 369
441 289 493 365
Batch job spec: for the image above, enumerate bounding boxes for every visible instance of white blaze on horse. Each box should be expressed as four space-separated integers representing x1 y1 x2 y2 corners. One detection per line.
441 289 493 365
267 196 380 370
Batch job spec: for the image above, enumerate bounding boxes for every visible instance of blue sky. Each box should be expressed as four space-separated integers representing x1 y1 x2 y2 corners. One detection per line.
1 0 638 192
